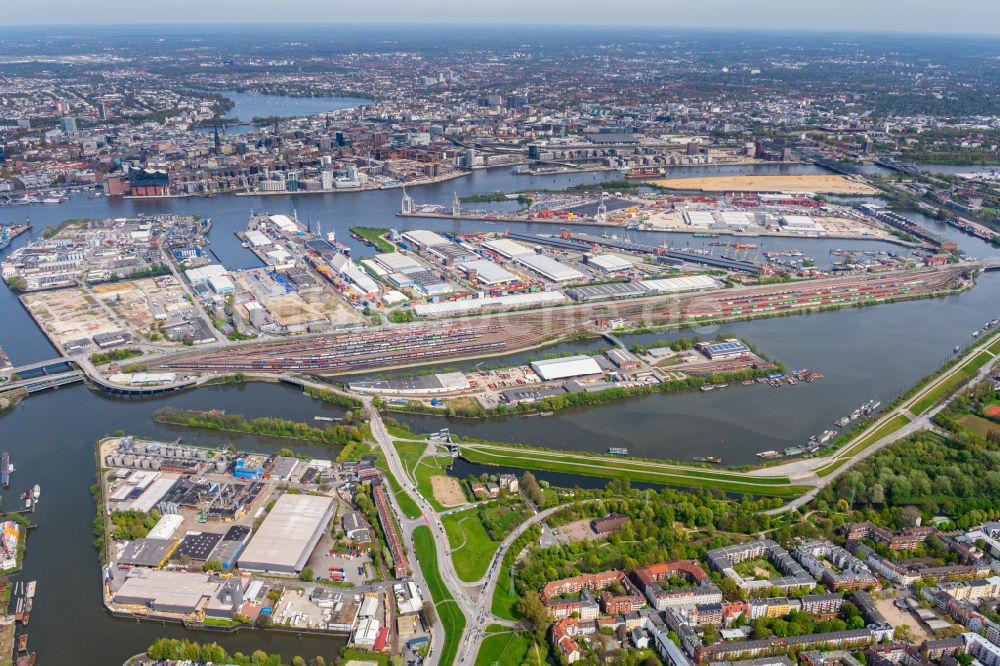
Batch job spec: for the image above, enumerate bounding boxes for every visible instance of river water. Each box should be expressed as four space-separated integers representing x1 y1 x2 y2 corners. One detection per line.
0 99 998 662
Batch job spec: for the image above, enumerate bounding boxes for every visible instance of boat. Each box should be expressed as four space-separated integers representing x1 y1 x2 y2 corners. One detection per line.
756 450 781 459
608 447 629 455
1 452 9 488
693 233 719 238
705 456 723 464
31 485 39 501
699 385 715 392
23 499 30 510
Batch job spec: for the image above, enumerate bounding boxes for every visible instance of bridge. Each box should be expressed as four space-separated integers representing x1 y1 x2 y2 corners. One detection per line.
3 370 85 394
0 357 76 379
983 259 1000 272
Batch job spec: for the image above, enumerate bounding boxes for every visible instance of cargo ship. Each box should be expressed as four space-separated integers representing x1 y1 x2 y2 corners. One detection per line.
608 447 629 455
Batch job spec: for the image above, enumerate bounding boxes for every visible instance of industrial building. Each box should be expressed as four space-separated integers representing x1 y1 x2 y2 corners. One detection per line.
237 493 336 574
584 253 633 273
482 237 533 259
113 569 246 618
696 339 751 360
530 355 603 381
458 258 518 286
515 253 585 282
780 215 823 231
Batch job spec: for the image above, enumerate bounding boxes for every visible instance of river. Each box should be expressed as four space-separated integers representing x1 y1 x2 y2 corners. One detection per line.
1 134 999 662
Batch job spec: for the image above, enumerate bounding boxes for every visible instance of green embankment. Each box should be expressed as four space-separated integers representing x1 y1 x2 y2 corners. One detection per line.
350 226 395 253
414 453 457 512
475 631 548 666
911 351 995 416
816 413 912 477
413 526 466 666
442 508 500 582
459 445 805 497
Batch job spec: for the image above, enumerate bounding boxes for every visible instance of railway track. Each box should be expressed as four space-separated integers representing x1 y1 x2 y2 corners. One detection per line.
158 265 972 375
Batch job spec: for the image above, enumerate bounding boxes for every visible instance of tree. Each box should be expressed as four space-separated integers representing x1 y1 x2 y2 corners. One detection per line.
5 276 26 292
299 568 315 582
421 600 437 627
516 591 551 640
292 657 307 666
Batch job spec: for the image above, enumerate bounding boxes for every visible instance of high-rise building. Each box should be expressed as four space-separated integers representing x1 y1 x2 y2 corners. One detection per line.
60 117 77 134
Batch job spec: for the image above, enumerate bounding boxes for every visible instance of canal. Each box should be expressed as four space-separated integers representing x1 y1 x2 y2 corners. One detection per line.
1 123 999 662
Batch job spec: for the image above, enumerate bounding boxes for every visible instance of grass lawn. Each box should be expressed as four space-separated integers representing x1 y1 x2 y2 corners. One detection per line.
394 440 426 482
350 226 395 253
372 450 422 520
442 508 501 582
460 445 805 497
491 560 521 621
910 353 992 415
475 631 548 666
733 557 780 580
958 414 1000 439
414 454 454 512
413 526 465 666
988 338 1000 356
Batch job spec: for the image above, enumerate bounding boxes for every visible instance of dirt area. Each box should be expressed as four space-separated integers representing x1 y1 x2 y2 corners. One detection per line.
652 174 878 195
22 288 125 347
875 597 931 643
262 291 363 328
431 475 467 507
549 518 600 544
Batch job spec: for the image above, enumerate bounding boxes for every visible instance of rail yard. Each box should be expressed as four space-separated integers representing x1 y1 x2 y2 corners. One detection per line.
158 264 972 375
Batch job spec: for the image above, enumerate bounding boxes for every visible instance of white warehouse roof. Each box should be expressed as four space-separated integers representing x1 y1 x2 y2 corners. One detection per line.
515 254 584 282
530 355 603 381
146 513 185 541
683 210 716 226
185 264 227 284
586 253 633 272
238 494 335 574
483 238 533 258
402 229 450 247
459 259 518 285
780 215 822 230
245 230 272 247
269 214 298 232
719 212 755 228
374 252 422 273
640 274 719 293
413 290 565 317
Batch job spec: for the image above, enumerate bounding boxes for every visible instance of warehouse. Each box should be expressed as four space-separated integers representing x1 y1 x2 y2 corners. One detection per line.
640 274 719 294
584 253 633 273
208 275 235 294
244 230 272 248
269 214 298 233
113 569 245 618
412 290 564 317
482 237 533 259
373 252 422 274
237 493 335 574
402 229 450 248
719 211 755 229
683 210 716 226
185 264 227 285
780 215 823 231
530 355 604 381
567 282 647 302
515 254 585 282
458 259 518 286
696 339 751 360
118 538 177 568
146 513 185 541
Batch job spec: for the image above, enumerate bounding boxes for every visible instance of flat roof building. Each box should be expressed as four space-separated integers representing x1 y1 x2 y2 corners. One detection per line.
237 493 335 574
459 259 518 286
516 254 585 282
530 355 603 381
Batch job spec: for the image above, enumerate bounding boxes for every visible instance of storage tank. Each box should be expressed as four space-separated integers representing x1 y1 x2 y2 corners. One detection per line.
122 455 135 467
134 442 147 454
149 459 161 470
215 460 228 472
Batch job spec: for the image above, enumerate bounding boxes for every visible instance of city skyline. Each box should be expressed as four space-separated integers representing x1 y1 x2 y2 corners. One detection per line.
4 0 1000 35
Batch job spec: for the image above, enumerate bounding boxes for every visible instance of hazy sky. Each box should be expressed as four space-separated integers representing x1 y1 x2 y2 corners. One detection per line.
6 0 1000 34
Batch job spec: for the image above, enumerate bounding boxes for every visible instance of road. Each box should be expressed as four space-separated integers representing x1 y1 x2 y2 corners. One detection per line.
765 326 1000 515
